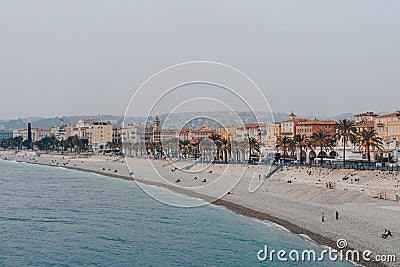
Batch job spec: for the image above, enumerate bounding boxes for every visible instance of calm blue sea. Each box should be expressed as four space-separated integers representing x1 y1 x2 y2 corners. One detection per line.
0 160 355 266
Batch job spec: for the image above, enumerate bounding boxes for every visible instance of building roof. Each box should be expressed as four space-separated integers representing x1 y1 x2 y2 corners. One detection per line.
281 118 308 123
178 128 191 133
378 111 400 118
355 111 378 117
244 123 265 128
190 128 215 133
297 120 337 126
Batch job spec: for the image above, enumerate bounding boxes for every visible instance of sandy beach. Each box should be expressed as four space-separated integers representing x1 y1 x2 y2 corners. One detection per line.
1 150 399 267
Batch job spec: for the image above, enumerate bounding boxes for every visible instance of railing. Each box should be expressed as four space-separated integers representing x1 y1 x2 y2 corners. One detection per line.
197 159 400 171
265 164 283 178
184 162 198 170
281 161 400 171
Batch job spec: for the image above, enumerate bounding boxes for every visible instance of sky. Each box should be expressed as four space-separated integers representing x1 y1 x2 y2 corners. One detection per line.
0 0 399 120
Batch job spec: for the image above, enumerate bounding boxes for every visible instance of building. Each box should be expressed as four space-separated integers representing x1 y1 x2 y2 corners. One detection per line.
122 122 146 144
233 125 248 142
153 116 160 130
178 128 190 141
112 126 122 143
13 127 51 142
188 126 215 142
0 130 13 142
215 126 230 141
121 122 147 157
296 120 337 137
375 110 400 146
354 120 374 132
264 122 281 148
50 124 67 141
66 119 92 140
245 123 266 142
153 128 178 143
215 125 245 142
355 112 378 124
66 118 120 153
280 111 307 137
87 121 114 152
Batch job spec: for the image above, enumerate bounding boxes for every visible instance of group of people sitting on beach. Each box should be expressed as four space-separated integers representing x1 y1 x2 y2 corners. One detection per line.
325 182 335 189
175 177 207 183
382 229 393 239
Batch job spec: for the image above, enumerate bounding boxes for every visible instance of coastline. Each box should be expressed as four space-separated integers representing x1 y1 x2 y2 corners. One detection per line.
1 151 398 267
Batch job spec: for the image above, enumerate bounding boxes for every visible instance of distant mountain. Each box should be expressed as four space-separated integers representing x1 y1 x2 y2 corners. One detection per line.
0 115 126 130
301 113 355 121
0 112 356 130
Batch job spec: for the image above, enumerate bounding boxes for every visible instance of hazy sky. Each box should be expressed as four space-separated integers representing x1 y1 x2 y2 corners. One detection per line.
1 0 399 120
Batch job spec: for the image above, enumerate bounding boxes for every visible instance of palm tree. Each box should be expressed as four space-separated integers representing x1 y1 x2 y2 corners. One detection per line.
237 140 248 162
312 129 334 165
219 137 231 163
248 137 261 162
276 136 291 164
356 129 384 166
293 134 308 163
209 133 222 161
179 139 190 159
288 137 297 158
155 141 163 158
190 141 200 159
145 141 155 156
335 119 356 166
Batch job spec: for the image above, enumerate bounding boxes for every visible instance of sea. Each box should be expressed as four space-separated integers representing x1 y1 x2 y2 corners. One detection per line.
0 160 355 266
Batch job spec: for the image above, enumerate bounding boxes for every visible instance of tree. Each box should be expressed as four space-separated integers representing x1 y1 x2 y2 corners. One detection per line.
63 135 88 153
70 135 80 152
236 140 248 162
312 129 334 165
1 136 23 149
107 140 121 153
248 137 261 162
179 140 190 159
219 137 231 163
80 138 89 151
276 136 291 164
335 119 356 166
293 134 308 163
154 142 163 158
190 141 200 159
355 129 384 166
288 137 297 158
145 141 155 156
209 133 222 161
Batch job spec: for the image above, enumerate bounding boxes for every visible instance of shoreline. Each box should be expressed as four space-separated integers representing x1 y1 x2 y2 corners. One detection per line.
1 152 398 267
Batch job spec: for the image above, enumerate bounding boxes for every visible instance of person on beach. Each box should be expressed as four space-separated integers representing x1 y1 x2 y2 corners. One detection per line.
336 211 339 220
322 213 325 222
382 229 392 239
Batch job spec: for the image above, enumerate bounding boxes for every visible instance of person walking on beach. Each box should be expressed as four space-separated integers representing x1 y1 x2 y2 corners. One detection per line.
322 213 325 222
336 211 339 220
